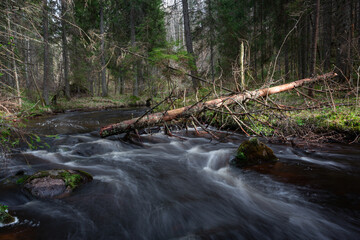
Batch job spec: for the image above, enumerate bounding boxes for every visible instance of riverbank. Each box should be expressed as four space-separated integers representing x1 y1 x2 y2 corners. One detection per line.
1 88 359 150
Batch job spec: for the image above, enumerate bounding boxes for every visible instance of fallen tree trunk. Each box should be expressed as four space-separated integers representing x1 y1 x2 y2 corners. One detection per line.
100 72 337 137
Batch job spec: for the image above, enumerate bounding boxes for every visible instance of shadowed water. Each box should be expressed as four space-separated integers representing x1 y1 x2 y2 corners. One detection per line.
1 108 360 239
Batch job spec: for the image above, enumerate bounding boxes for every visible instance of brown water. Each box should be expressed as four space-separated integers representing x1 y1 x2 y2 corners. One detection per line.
1 108 360 239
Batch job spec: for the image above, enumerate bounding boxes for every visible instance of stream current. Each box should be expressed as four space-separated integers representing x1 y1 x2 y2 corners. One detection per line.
1 108 360 239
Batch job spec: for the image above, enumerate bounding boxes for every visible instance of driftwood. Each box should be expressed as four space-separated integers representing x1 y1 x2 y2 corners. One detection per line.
100 72 337 137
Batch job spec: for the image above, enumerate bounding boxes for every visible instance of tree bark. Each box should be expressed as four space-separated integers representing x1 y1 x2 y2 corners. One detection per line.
130 2 139 96
61 0 70 100
322 0 332 71
7 7 21 106
335 0 351 80
100 72 337 137
207 0 215 84
25 38 31 90
308 0 320 97
182 0 199 90
43 0 50 105
100 1 108 97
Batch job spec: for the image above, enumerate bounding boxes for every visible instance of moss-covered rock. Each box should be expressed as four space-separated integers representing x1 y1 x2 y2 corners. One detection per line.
230 137 278 167
0 204 15 225
23 169 92 199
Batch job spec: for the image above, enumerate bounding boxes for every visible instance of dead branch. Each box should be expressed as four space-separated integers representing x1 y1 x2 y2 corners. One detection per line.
100 72 337 137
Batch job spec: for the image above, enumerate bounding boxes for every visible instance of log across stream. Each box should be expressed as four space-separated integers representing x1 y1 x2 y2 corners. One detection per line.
1 108 360 239
100 72 337 137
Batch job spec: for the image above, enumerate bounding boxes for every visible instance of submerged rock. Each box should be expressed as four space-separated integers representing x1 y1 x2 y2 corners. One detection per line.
230 137 278 167
23 169 92 199
0 204 15 225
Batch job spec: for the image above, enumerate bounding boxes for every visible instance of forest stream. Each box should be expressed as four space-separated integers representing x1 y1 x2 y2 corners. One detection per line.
1 108 360 240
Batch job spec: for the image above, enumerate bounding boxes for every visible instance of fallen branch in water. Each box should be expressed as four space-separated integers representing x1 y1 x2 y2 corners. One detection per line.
100 72 337 137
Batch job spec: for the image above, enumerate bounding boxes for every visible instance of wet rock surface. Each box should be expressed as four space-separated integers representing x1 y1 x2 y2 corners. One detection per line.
230 137 278 167
23 170 92 199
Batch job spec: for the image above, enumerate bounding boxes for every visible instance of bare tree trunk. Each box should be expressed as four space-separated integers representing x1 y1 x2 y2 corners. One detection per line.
283 6 289 82
100 72 337 137
358 1 360 48
61 0 70 100
182 0 199 91
335 0 351 80
8 19 21 107
43 0 50 105
100 1 107 97
240 42 245 90
308 0 320 97
322 0 332 71
130 3 139 97
207 0 215 84
89 73 94 96
25 38 31 90
260 0 264 81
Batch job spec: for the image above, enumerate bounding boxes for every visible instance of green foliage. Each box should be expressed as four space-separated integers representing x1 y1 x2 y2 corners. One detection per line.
0 203 15 225
129 95 140 102
148 47 190 66
0 204 8 213
59 171 83 189
16 175 30 184
236 151 246 161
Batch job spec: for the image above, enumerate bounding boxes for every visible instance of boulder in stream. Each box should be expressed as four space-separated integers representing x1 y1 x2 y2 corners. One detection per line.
0 204 15 226
230 137 278 167
23 169 92 199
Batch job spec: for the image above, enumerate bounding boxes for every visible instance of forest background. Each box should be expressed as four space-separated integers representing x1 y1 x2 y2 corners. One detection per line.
0 0 359 145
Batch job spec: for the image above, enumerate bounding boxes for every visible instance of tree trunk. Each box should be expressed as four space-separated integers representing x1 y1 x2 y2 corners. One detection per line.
335 0 351 80
182 0 199 90
322 0 332 71
61 0 70 100
240 42 245 90
7 8 21 106
207 0 215 84
100 72 337 137
43 0 50 105
100 1 108 97
25 38 31 90
358 1 360 48
130 3 139 97
308 0 320 97
260 0 264 81
283 3 289 82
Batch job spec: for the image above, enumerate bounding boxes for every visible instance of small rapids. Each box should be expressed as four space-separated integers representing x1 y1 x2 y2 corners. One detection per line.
1 108 360 239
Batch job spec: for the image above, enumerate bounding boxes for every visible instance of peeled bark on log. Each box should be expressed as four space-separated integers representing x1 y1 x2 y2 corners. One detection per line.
100 72 337 137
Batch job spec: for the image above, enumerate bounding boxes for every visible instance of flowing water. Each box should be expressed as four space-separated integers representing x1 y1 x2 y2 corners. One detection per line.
1 108 360 239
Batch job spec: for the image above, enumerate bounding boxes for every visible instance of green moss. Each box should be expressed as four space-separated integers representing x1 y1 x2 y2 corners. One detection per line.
76 170 93 181
16 175 29 184
232 138 278 168
24 169 92 190
0 204 15 225
236 151 246 161
129 95 140 102
60 171 83 189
